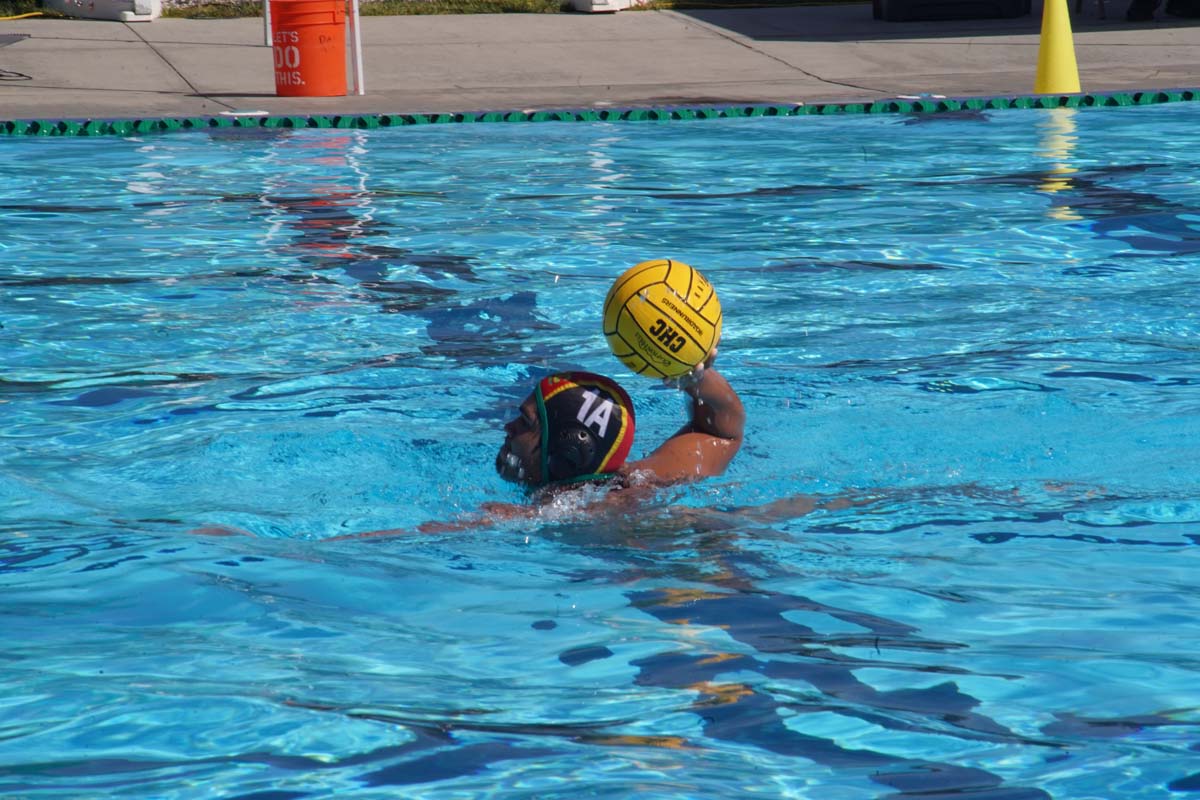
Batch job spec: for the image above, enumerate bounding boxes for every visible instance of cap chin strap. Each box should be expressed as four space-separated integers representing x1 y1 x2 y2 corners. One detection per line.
534 470 614 493
536 386 551 485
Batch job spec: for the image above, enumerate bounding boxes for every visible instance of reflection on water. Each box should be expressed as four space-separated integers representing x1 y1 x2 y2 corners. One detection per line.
1035 108 1081 221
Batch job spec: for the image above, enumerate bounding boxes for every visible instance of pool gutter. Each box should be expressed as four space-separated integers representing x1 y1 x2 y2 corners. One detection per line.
3 90 1198 136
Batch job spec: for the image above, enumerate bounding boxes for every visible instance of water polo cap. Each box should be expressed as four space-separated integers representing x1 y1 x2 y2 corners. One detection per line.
535 372 635 485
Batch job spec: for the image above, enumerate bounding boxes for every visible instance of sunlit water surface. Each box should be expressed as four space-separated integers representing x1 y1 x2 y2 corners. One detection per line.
2 104 1200 799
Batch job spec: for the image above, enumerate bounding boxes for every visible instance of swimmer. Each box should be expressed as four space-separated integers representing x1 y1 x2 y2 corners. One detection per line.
494 350 744 501
331 351 743 538
192 349 744 540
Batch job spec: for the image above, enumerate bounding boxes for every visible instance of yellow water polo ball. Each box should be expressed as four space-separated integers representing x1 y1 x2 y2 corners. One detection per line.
602 259 722 379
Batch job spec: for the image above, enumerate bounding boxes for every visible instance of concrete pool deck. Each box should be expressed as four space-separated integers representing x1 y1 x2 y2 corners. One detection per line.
1 2 1199 121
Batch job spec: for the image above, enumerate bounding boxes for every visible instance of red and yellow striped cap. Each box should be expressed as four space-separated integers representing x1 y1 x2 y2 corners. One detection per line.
535 371 635 484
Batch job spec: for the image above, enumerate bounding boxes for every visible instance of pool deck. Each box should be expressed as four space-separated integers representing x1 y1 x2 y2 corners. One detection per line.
1 2 1199 121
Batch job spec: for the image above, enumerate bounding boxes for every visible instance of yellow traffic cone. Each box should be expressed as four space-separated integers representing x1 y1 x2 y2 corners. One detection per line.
1035 0 1081 94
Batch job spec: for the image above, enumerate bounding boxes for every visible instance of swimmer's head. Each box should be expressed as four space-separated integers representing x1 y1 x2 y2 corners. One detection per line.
496 371 635 488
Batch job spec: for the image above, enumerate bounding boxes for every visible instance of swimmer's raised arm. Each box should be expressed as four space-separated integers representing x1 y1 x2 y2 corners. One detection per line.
623 353 745 484
678 360 745 443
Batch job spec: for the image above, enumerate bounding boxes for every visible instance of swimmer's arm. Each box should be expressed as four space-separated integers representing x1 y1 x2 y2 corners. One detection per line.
736 483 1030 524
679 365 745 443
738 493 858 522
627 366 745 483
189 525 254 537
327 502 537 540
191 502 539 542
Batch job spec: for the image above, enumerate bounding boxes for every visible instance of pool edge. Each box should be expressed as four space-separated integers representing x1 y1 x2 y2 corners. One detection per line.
3 89 1199 136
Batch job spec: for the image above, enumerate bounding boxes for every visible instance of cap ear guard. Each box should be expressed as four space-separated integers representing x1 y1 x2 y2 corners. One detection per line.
545 425 599 482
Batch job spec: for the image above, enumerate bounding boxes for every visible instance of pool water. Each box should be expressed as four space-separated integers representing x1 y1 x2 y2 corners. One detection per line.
2 104 1199 799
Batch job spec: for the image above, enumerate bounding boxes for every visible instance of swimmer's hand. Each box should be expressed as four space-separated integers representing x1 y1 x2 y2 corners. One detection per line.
663 347 718 393
189 525 253 537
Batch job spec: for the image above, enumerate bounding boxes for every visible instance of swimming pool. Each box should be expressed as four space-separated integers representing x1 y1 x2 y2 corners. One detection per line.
2 102 1199 798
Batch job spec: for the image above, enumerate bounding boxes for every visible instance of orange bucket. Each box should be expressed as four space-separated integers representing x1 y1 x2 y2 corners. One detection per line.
269 0 346 97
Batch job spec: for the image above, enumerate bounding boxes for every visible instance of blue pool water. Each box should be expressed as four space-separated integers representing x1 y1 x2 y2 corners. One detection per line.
2 104 1200 799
